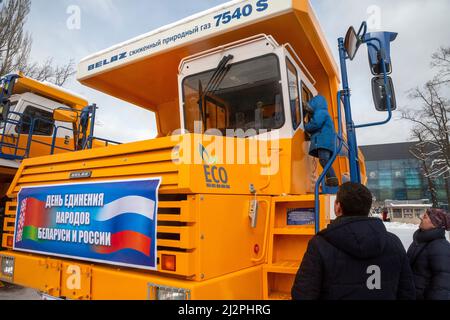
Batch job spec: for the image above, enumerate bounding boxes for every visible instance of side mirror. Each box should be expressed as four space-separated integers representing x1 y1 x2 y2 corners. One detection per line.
365 32 398 75
344 27 362 61
53 108 78 123
372 76 397 112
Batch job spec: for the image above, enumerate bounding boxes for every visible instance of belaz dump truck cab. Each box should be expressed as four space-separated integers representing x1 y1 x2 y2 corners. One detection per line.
1 0 366 300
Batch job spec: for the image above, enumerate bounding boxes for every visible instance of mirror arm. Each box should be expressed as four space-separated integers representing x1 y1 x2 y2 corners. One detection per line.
354 56 393 129
363 36 382 51
357 21 367 38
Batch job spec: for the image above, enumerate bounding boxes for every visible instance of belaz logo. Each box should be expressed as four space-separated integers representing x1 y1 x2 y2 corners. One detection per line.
199 144 230 190
88 52 128 71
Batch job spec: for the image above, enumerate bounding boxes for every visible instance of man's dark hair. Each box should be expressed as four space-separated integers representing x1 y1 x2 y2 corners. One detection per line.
336 182 373 217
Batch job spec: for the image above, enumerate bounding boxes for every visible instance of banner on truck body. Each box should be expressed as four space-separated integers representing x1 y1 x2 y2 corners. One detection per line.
13 178 161 271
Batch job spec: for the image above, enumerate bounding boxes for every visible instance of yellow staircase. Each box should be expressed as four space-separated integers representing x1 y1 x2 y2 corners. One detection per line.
263 195 331 300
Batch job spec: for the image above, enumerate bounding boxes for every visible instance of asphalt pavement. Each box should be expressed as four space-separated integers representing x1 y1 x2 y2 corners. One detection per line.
0 282 41 300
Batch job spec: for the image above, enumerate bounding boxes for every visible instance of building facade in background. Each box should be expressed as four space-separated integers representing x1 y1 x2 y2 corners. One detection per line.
385 200 432 224
360 142 448 208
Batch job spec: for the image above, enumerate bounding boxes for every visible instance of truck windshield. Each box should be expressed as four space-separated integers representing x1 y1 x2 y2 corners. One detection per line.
182 54 284 135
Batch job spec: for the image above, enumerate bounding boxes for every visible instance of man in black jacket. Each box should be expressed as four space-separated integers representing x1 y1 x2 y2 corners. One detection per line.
407 209 450 300
291 182 416 300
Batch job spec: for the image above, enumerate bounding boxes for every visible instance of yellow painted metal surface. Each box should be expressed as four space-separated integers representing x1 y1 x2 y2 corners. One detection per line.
6 136 181 197
1 194 326 299
195 195 271 281
0 251 264 300
12 254 62 297
6 133 321 197
0 0 366 300
263 194 331 299
1 201 17 249
3 217 15 233
60 262 92 300
1 135 76 159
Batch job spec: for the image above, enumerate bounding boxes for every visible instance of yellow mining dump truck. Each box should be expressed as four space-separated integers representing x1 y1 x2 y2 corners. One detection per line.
0 73 106 251
0 73 91 193
0 0 367 300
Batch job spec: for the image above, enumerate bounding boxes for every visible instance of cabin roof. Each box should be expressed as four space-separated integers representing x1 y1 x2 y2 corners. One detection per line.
13 74 88 110
77 0 339 113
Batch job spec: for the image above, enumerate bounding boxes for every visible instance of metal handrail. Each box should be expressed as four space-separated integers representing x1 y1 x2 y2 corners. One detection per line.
83 136 122 149
0 111 80 160
0 111 29 159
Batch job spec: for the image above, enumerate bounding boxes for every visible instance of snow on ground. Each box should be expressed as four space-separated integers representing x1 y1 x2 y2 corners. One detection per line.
384 222 419 250
384 221 450 250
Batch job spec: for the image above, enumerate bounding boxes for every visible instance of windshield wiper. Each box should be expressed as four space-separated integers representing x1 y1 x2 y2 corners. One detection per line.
198 54 234 130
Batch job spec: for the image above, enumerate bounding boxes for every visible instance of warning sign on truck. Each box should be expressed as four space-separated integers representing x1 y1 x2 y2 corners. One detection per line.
13 178 161 271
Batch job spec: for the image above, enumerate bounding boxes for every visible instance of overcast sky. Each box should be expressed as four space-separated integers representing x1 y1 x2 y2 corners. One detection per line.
24 0 450 145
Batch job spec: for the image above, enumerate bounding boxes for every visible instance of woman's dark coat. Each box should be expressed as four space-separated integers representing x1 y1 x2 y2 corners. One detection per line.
407 228 450 300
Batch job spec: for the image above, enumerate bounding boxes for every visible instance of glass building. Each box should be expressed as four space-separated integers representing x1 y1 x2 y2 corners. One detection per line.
360 143 448 206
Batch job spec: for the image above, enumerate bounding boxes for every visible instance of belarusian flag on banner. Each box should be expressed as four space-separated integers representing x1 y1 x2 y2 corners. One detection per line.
15 198 27 243
15 197 51 243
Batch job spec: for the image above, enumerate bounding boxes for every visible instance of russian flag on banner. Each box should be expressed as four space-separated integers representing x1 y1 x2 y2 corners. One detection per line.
14 178 161 271
93 196 156 257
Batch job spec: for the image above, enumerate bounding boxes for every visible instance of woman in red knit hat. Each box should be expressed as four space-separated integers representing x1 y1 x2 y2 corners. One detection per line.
407 208 450 300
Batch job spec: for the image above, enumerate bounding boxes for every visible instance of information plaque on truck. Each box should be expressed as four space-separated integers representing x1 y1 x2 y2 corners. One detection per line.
13 178 161 271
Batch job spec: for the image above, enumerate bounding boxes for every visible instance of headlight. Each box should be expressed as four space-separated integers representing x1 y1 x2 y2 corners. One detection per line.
1 255 15 278
149 284 190 300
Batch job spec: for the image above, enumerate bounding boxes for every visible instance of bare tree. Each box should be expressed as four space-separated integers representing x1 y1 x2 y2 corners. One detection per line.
403 46 450 207
409 130 439 207
0 0 32 75
0 0 75 86
23 58 76 86
431 47 450 85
